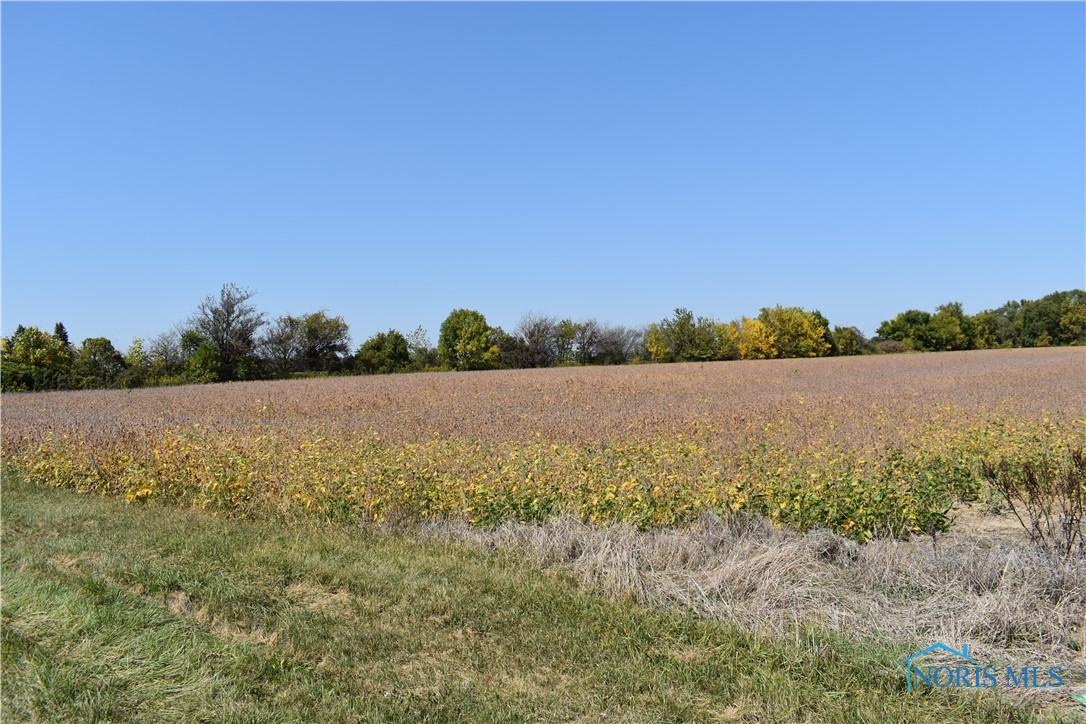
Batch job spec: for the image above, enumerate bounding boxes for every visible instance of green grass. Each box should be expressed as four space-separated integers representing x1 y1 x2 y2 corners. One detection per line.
1 473 1030 722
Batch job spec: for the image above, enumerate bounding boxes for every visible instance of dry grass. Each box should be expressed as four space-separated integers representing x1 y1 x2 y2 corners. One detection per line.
421 509 1086 708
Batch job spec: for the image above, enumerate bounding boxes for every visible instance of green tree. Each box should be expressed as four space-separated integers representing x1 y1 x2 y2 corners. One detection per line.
260 315 303 375
689 316 721 362
811 311 838 356
1019 293 1065 347
876 310 933 350
927 302 974 351
296 311 351 372
554 319 578 364
355 330 411 375
832 326 866 356
1058 297 1086 345
715 321 741 361
662 308 697 361
53 322 71 349
644 323 672 363
189 284 266 381
971 310 1010 349
405 327 439 371
0 326 72 391
438 309 500 371
181 330 222 383
262 311 351 374
494 328 530 369
645 309 716 363
73 338 127 388
120 338 151 388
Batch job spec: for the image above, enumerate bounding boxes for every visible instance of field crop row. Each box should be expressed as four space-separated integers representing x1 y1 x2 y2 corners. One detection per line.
3 349 1084 541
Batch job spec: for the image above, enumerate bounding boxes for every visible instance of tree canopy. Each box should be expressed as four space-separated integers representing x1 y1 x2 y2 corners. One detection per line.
438 309 500 371
4 286 1082 392
189 283 266 381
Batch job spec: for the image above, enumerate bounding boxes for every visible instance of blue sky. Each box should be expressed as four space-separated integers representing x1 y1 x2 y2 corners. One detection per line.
3 2 1083 348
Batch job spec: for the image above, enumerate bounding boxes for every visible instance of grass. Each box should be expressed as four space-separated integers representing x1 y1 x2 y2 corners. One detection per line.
1 473 1039 722
423 511 1086 680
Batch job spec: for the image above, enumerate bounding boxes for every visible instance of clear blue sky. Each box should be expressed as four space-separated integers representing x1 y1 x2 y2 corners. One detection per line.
3 2 1084 348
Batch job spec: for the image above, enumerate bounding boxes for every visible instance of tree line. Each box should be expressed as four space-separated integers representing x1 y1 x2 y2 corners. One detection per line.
2 284 1083 392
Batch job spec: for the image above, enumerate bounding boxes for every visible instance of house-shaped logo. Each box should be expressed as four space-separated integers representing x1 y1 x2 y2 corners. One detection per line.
897 643 977 692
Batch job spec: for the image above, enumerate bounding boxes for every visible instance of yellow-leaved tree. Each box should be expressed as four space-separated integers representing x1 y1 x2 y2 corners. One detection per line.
738 317 778 360
756 306 831 358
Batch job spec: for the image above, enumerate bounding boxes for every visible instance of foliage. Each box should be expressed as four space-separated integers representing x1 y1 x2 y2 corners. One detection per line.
662 308 698 361
756 306 831 359
53 322 70 348
355 329 411 375
644 323 672 363
71 338 127 389
6 288 1084 393
644 307 832 364
927 302 975 351
493 328 529 370
715 321 740 361
119 338 151 389
812 310 838 356
876 309 934 350
646 309 731 363
1058 297 1086 345
261 311 350 375
405 326 439 371
259 315 303 375
833 326 864 356
737 317 777 360
982 447 1085 559
514 313 558 368
0 326 72 392
553 318 578 364
180 330 222 384
189 283 265 381
294 311 351 371
438 309 500 371
7 350 1081 544
876 290 1086 351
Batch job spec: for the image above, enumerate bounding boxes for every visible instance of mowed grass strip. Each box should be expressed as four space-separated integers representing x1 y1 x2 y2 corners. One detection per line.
2 475 1022 723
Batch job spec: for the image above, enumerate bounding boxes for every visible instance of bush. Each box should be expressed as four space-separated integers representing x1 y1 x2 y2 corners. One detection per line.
876 340 908 354
981 448 1085 559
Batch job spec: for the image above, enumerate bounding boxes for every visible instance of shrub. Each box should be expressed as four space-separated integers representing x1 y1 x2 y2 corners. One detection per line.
876 340 908 354
981 448 1085 559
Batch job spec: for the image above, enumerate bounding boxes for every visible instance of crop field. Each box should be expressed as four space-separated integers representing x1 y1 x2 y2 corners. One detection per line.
3 348 1083 542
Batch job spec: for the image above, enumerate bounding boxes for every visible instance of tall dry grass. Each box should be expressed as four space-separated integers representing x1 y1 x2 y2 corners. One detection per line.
423 511 1085 707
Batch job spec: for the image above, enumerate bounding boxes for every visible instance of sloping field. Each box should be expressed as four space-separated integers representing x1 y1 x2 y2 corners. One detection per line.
3 348 1084 540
